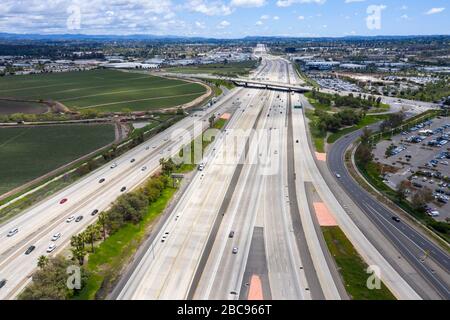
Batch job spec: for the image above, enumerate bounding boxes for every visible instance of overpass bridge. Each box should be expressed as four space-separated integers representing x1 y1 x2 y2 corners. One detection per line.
158 72 312 93
226 77 312 93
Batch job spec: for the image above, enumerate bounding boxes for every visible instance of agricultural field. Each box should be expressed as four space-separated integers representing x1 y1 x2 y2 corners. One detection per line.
0 69 207 113
0 124 115 195
0 100 49 115
165 60 258 76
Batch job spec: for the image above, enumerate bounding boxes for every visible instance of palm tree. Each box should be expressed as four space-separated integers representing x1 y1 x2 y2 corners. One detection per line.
85 224 100 252
37 255 48 269
97 213 107 240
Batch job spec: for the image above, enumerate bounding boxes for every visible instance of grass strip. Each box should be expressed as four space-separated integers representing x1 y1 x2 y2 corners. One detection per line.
322 226 396 300
74 186 177 300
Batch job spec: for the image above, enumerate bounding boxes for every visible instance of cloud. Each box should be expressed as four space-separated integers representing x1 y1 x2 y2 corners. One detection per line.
230 0 266 7
0 0 179 35
345 0 365 3
217 20 230 28
260 14 270 19
256 20 263 25
298 15 305 20
188 0 233 16
276 0 325 8
195 21 206 29
425 7 445 15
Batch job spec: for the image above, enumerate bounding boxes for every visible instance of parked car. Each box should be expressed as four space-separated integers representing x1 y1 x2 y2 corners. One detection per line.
91 209 99 216
0 279 6 289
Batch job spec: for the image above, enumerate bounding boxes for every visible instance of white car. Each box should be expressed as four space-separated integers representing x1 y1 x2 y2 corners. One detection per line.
110 163 117 169
7 228 19 237
429 210 440 217
51 233 61 241
66 215 75 223
47 244 56 253
336 173 342 179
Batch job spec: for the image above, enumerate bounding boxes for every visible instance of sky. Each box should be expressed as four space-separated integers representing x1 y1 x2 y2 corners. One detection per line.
0 0 448 38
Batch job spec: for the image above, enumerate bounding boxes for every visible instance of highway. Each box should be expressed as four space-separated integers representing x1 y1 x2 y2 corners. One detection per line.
118 49 421 300
328 125 450 299
0 61 271 300
116 53 293 300
192 60 314 300
1 44 446 301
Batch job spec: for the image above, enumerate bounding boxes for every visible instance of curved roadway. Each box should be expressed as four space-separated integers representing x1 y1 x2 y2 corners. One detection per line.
328 127 450 299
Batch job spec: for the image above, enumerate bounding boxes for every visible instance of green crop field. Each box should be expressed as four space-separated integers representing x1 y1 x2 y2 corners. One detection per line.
166 60 258 76
0 124 115 195
0 69 207 113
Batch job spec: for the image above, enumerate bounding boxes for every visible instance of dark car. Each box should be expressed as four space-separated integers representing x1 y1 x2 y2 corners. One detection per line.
392 216 401 223
99 178 105 183
25 245 36 255
229 231 235 238
91 209 99 216
0 279 6 289
121 187 127 192
130 158 136 163
75 215 84 222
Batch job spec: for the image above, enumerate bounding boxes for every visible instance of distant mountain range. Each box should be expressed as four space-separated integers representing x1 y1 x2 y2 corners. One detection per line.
0 32 448 42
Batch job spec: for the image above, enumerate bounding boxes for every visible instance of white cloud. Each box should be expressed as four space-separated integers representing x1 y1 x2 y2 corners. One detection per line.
425 7 445 15
260 14 270 19
298 15 305 20
0 0 179 35
256 20 263 25
217 20 230 28
276 0 325 8
273 16 279 20
345 0 365 3
230 0 266 7
188 0 233 16
195 21 206 29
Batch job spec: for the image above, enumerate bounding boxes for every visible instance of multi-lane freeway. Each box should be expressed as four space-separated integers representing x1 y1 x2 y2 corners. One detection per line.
0 45 448 301
0 69 268 299
114 49 426 300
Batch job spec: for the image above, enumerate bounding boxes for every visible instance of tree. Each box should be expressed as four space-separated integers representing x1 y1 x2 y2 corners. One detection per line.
355 144 373 166
70 234 86 265
397 180 410 202
20 256 85 300
159 158 175 175
360 127 372 145
37 255 49 269
411 187 434 210
84 224 100 253
97 212 108 240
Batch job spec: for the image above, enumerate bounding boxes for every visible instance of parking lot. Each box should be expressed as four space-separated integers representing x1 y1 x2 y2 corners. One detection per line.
372 116 450 221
